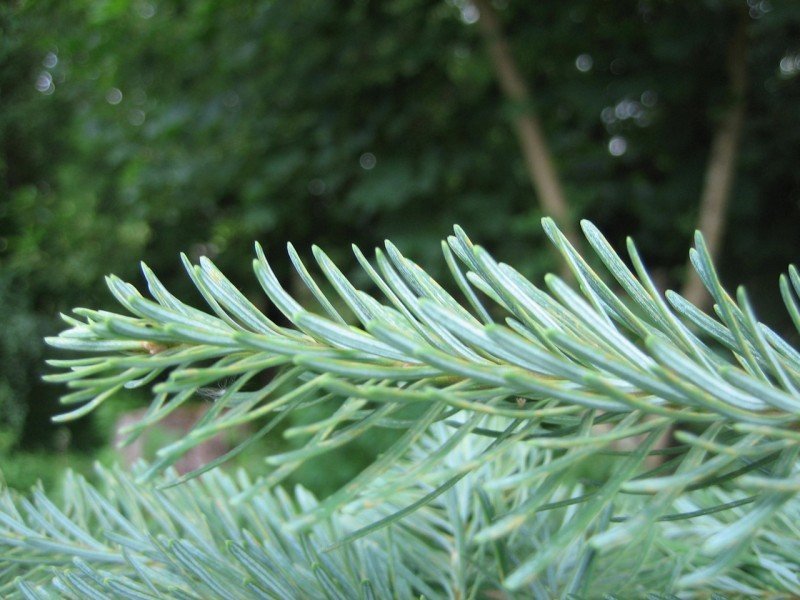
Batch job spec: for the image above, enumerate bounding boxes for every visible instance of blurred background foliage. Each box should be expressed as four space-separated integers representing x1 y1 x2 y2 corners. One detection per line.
1 0 798 492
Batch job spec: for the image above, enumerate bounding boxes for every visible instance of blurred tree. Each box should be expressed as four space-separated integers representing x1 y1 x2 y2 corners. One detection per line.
1 0 798 467
681 3 749 309
473 0 758 309
473 0 579 250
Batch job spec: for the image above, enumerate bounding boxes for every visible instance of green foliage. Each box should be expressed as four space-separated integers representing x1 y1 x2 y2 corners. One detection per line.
0 442 99 494
3 220 799 596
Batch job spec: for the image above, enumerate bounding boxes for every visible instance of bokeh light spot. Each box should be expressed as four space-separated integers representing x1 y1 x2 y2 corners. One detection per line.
106 88 123 105
575 54 593 72
608 136 627 157
359 153 376 170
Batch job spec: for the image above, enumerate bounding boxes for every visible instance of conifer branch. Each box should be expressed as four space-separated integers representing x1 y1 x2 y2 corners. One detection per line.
8 218 798 594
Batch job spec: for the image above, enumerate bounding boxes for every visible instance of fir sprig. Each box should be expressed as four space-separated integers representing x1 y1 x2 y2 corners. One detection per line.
3 218 798 595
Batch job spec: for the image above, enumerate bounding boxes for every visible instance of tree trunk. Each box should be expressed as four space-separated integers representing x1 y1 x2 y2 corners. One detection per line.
682 8 748 309
473 0 580 251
